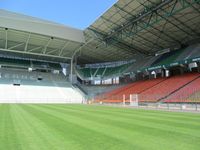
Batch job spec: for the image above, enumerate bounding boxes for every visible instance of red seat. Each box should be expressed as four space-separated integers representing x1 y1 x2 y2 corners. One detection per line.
164 77 200 103
95 73 200 103
139 74 199 102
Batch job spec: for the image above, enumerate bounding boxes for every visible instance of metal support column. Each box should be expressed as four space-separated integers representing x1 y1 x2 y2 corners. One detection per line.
70 58 73 83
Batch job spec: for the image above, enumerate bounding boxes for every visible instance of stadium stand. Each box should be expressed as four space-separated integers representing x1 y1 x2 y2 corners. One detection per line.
0 57 61 70
151 49 185 66
127 44 200 74
175 43 200 61
125 56 160 73
142 44 200 70
96 73 200 103
77 83 125 99
0 57 30 68
0 68 84 103
77 63 131 79
1 0 200 107
139 73 200 102
188 91 200 103
164 76 200 103
96 78 166 103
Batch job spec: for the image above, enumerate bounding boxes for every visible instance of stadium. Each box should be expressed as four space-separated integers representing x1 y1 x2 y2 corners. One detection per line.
0 0 200 150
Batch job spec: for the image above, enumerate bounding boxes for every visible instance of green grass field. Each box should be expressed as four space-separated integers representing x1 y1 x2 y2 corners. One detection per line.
0 104 200 150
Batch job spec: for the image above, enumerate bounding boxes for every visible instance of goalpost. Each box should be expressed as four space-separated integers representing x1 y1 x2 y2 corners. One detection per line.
129 94 139 107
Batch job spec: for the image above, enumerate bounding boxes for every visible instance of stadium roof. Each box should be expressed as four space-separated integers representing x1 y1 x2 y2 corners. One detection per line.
78 0 200 64
0 9 85 62
0 1 200 64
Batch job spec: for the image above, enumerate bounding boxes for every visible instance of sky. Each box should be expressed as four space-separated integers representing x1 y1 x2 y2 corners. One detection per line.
0 0 117 30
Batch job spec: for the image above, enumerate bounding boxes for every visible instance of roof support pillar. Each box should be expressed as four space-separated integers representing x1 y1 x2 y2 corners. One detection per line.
70 38 94 82
70 58 73 83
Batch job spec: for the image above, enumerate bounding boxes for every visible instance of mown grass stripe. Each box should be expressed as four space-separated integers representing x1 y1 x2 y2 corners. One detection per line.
20 105 138 150
45 104 200 127
42 104 200 137
48 104 200 122
0 105 21 150
0 104 200 150
38 104 200 143
13 105 84 150
26 104 200 150
11 105 54 150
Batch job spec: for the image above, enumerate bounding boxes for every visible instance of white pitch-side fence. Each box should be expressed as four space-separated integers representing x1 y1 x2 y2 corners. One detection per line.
0 84 85 103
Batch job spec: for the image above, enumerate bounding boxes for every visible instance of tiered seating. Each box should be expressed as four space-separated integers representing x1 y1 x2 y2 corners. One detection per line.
125 44 200 74
48 63 61 70
125 56 159 73
32 61 48 68
104 63 130 76
32 61 61 70
78 68 94 78
152 49 184 66
96 73 200 103
188 91 200 102
101 82 136 98
0 57 30 68
78 63 131 78
80 84 124 99
0 68 84 103
117 78 165 99
0 57 61 70
164 77 200 103
96 68 105 76
139 74 199 102
176 43 200 61
96 78 166 103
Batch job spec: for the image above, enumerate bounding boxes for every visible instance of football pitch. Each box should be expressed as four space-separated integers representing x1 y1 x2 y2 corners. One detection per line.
0 104 199 150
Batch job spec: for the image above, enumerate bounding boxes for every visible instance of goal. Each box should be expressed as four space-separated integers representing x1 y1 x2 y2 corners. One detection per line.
129 94 139 107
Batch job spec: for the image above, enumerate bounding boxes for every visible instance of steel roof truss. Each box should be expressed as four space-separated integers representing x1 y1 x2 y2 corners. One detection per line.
147 0 200 37
42 38 52 54
24 33 31 51
28 46 42 52
8 42 25 50
46 49 59 55
101 14 163 50
115 4 174 45
59 41 70 56
104 0 198 50
104 0 174 40
89 27 146 55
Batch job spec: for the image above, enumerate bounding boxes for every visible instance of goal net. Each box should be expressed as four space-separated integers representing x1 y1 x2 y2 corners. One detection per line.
129 94 139 107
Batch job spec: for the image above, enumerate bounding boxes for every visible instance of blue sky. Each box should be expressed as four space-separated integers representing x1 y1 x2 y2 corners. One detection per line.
0 0 117 30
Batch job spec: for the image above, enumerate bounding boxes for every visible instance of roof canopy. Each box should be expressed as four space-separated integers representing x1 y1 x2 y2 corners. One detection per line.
78 0 200 64
0 0 199 64
0 9 85 62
